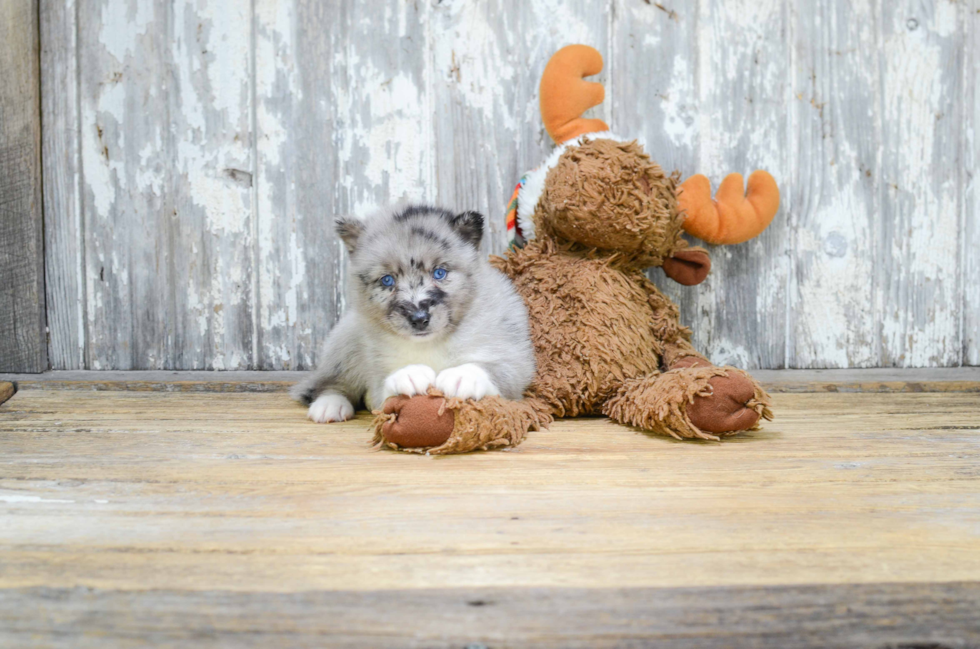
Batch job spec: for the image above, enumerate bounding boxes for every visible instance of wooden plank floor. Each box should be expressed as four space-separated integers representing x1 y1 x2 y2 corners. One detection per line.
1 379 979 647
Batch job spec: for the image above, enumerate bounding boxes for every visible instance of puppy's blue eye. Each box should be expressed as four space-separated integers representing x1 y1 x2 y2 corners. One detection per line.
433 268 447 280
381 275 395 287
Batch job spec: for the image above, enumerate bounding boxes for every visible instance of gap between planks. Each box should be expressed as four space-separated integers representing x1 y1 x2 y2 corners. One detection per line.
0 368 978 393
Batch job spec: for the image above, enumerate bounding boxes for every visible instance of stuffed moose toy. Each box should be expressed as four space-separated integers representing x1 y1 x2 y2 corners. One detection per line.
372 45 780 454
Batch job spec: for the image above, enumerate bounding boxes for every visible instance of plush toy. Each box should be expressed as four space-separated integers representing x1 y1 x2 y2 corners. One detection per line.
372 45 779 454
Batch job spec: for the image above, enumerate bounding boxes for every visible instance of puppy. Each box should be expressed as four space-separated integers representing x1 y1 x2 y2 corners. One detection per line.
292 204 536 423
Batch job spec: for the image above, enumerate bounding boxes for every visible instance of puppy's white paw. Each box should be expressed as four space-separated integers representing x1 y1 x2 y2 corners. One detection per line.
435 363 500 401
383 364 436 399
307 393 355 423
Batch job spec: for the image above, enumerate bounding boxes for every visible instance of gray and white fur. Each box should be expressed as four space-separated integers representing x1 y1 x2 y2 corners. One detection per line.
291 204 536 423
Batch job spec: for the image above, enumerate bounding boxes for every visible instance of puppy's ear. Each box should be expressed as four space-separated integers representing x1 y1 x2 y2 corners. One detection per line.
448 211 484 248
335 216 365 254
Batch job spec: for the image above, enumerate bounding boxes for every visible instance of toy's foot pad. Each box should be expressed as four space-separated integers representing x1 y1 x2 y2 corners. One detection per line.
687 371 763 433
671 356 769 434
380 394 454 449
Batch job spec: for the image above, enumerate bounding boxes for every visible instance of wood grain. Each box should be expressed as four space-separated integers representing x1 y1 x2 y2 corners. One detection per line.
2 583 978 648
789 0 879 368
72 0 254 370
38 0 979 370
253 0 347 370
76 0 170 369
253 0 432 370
1 387 979 644
690 0 791 370
964 2 979 367
1 390 979 592
0 0 47 373
878 1 964 367
40 0 85 370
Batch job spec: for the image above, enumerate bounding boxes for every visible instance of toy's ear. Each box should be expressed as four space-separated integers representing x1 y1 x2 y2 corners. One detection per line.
662 247 711 286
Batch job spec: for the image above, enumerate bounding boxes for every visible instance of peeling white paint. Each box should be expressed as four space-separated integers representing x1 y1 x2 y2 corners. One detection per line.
99 0 154 64
662 56 696 149
255 0 300 367
284 231 304 326
794 191 875 368
692 0 791 368
431 2 518 126
879 2 961 366
365 74 425 180
47 0 976 371
351 66 429 212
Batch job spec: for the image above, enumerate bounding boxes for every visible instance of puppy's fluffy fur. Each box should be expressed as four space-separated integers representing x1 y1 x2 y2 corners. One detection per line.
292 205 535 423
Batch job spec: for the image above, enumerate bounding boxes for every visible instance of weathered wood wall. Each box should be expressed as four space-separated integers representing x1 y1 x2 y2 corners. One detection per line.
1 0 47 373
38 0 979 371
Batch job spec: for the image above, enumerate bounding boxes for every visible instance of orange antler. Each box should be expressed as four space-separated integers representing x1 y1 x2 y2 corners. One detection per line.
678 171 780 245
540 45 609 144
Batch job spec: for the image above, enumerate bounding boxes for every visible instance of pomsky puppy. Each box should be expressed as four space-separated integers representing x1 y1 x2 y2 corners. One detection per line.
292 204 536 423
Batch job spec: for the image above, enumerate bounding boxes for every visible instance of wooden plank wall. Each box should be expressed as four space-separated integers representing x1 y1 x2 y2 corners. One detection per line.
38 0 978 371
0 0 47 373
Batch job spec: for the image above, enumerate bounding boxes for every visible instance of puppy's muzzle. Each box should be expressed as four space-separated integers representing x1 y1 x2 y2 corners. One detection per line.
396 298 435 332
408 309 430 331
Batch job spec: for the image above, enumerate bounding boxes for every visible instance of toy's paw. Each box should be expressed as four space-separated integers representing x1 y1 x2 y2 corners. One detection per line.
671 359 763 433
605 361 770 441
383 364 436 399
308 393 355 423
381 394 455 448
435 364 500 401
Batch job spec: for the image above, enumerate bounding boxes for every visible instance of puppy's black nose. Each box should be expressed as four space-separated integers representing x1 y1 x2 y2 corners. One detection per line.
408 310 430 330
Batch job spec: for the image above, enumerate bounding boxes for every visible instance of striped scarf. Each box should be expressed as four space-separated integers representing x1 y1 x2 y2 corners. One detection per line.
505 175 528 250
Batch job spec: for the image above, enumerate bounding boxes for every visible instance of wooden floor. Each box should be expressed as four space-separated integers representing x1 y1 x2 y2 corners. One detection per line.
1 374 979 647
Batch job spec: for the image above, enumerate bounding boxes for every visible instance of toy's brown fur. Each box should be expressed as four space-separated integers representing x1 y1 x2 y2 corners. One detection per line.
536 139 684 266
371 137 773 453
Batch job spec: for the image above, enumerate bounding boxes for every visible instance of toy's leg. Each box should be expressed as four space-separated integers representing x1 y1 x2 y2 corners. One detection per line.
372 391 551 455
602 362 772 441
